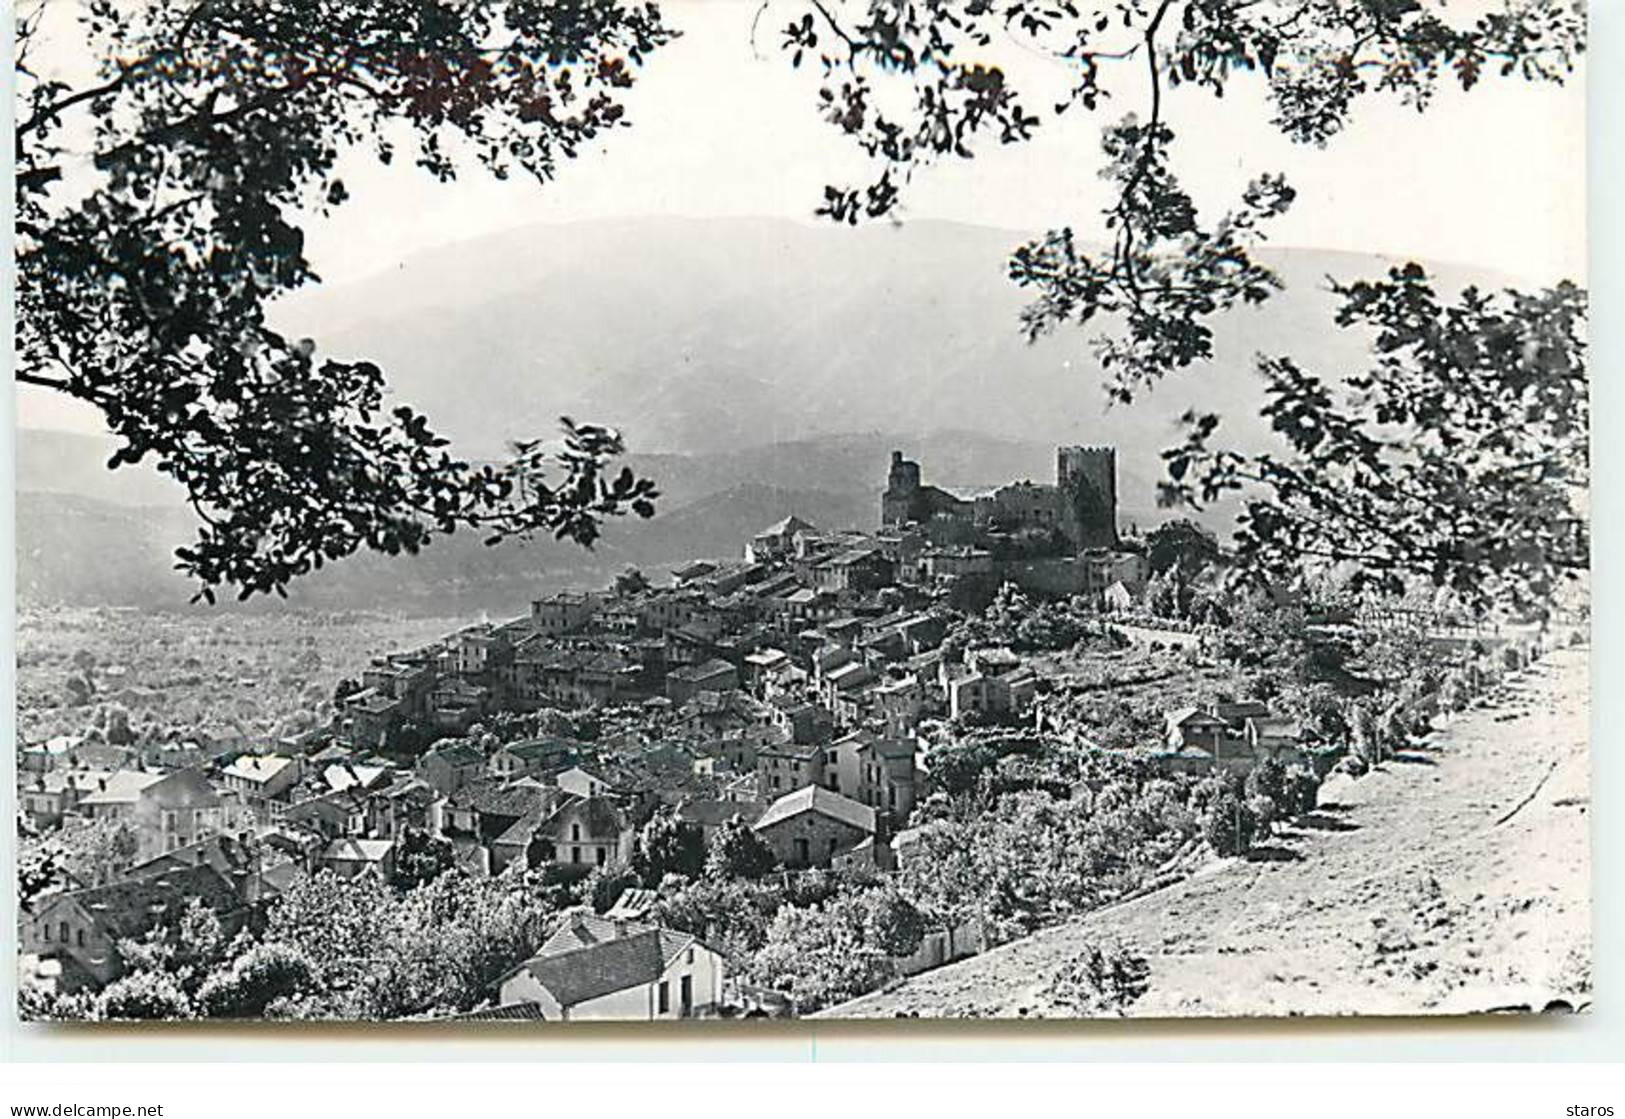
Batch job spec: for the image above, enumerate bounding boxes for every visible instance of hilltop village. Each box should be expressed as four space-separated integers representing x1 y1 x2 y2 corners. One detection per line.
18 446 1540 1022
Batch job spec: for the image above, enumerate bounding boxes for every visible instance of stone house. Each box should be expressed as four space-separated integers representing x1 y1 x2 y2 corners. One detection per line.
752 785 876 869
415 741 487 797
19 864 246 991
756 741 821 800
132 768 226 859
665 658 739 704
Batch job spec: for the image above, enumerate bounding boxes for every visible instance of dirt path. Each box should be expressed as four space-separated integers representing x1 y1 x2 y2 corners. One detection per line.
824 647 1592 1020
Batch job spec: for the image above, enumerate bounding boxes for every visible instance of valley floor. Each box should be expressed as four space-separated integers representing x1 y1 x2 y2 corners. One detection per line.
822 647 1593 1020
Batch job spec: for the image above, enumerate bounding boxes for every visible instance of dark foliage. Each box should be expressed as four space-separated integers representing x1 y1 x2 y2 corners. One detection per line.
15 0 675 601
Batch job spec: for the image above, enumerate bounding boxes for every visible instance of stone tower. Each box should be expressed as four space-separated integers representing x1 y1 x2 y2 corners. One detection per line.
1056 445 1118 550
881 450 923 526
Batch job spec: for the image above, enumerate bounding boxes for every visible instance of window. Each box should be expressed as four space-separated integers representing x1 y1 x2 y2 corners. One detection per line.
596 846 607 867
680 974 694 1017
41 923 50 943
686 948 695 965
59 921 69 943
889 787 898 809
571 823 581 841
76 929 85 947
657 981 670 1014
572 846 582 864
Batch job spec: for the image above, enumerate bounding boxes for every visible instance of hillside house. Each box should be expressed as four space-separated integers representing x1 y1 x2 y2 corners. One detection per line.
1245 715 1310 767
320 838 396 881
415 741 486 796
219 754 301 819
752 785 876 869
529 591 602 636
539 796 633 873
74 770 166 821
497 921 725 1021
18 768 115 827
487 738 579 781
284 785 371 840
19 864 246 991
746 515 819 563
555 765 616 800
132 768 226 859
756 741 821 800
666 658 739 704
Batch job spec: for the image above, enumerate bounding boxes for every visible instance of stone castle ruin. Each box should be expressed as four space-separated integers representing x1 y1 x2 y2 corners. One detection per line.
881 445 1119 554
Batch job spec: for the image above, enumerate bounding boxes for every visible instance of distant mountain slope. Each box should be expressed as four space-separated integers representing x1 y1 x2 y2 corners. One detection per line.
15 442 872 614
271 215 1429 463
18 215 1502 613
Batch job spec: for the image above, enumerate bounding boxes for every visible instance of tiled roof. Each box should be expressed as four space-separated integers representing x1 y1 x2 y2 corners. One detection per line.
125 833 257 882
501 738 577 762
544 795 626 840
323 763 390 793
669 658 736 683
511 927 697 1009
55 864 241 941
756 515 818 539
76 770 165 806
1166 706 1228 728
423 742 485 769
676 798 765 828
753 785 876 836
30 768 116 796
453 1002 548 1022
322 838 395 863
451 777 555 818
868 738 918 761
222 755 296 785
537 912 656 957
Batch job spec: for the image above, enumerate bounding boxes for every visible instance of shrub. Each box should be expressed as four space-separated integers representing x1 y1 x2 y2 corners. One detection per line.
1203 790 1256 857
1285 766 1320 815
197 942 315 1019
98 970 192 1021
706 819 778 881
1046 942 1151 1015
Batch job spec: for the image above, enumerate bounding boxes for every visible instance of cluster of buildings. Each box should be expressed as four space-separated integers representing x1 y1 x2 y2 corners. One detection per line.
15 446 1176 1017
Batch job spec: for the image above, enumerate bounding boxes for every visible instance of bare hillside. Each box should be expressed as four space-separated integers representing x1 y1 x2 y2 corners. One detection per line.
824 647 1592 1020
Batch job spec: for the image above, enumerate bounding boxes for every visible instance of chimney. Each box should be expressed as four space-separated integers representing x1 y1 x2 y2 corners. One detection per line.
612 918 628 940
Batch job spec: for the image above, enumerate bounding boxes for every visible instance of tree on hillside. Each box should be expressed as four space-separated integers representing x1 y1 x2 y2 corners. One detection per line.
15 0 673 602
1145 518 1220 578
630 810 707 886
705 818 779 881
1164 271 1587 616
613 566 653 598
777 0 1586 614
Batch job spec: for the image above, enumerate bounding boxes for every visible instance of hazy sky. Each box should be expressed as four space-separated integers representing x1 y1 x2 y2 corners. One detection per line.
18 0 1587 432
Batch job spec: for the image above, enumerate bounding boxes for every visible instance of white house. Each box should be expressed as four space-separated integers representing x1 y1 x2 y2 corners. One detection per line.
496 917 725 1021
